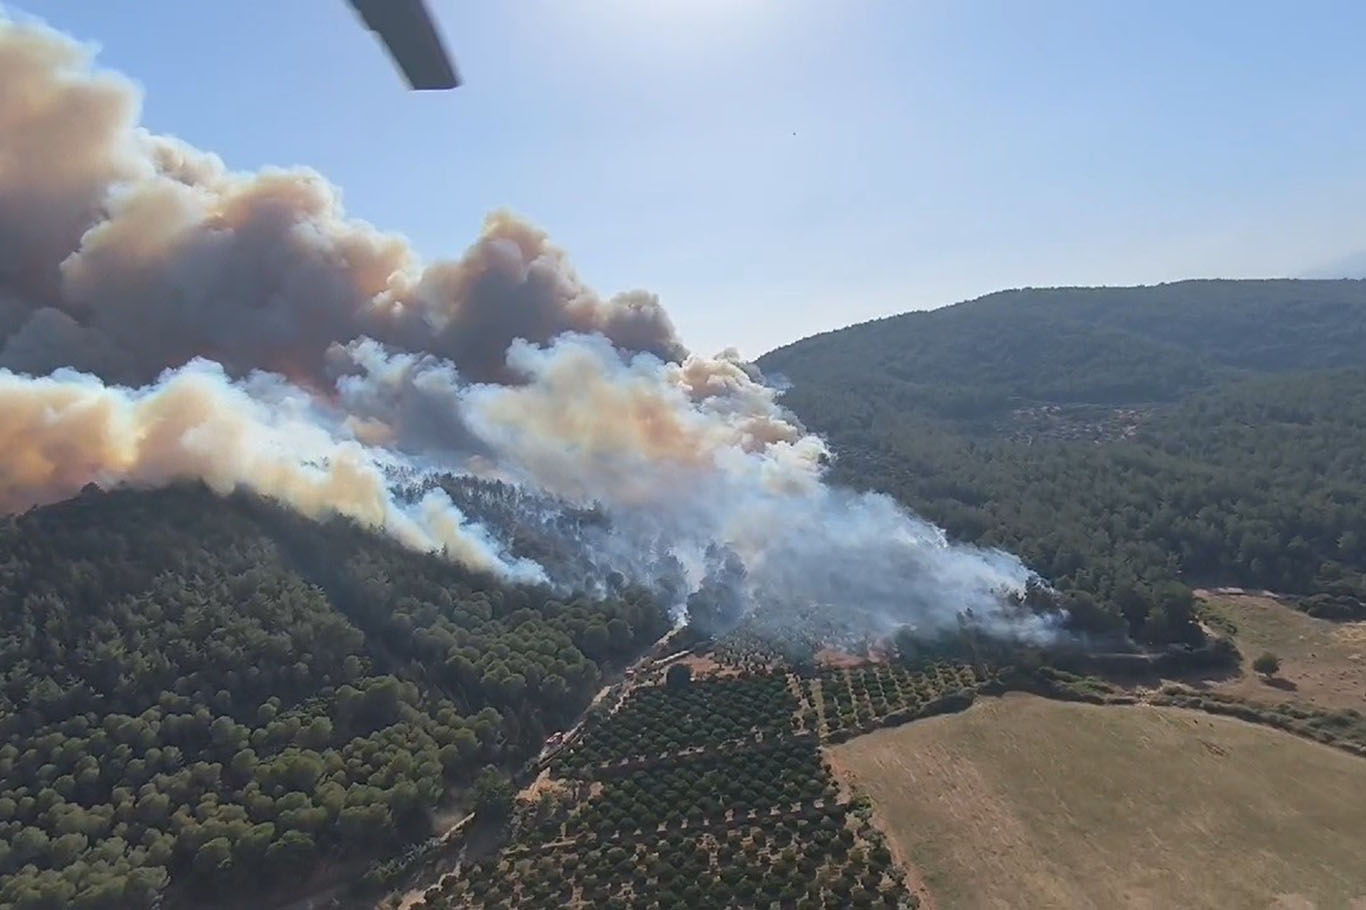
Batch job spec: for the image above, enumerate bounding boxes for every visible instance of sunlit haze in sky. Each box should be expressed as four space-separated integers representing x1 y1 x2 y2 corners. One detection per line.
17 1 1366 357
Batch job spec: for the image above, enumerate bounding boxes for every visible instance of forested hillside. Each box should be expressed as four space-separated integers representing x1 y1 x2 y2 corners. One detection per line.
5 279 1365 909
764 279 1366 420
760 279 1366 643
0 486 669 909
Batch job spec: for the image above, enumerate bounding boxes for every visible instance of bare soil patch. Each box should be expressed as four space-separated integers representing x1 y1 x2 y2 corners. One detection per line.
672 652 734 677
829 693 1366 910
816 647 874 668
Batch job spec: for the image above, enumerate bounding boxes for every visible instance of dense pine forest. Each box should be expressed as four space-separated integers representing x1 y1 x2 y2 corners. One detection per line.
0 486 670 909
760 279 1366 644
6 278 1366 908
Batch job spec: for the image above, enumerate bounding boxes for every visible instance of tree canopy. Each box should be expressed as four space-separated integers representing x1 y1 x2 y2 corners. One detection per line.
0 485 669 908
760 279 1366 644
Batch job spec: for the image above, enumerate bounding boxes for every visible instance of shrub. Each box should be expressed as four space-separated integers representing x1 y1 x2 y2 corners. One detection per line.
1252 651 1281 678
665 663 693 690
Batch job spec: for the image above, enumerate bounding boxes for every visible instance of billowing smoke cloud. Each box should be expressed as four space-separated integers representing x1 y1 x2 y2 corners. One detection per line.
0 15 1056 642
0 18 681 386
0 360 544 581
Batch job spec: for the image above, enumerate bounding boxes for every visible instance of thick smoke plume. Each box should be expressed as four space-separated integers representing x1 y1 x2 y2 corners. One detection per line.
0 16 1056 642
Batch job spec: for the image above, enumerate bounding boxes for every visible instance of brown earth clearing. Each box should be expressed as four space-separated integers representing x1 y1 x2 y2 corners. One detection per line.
828 693 1366 910
1196 590 1366 712
815 647 873 668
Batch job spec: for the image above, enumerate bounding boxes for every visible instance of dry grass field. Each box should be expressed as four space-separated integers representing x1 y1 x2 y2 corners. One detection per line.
828 694 1366 910
1197 591 1366 712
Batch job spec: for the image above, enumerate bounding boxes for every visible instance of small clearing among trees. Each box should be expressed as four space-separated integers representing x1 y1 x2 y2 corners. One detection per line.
1197 591 1366 712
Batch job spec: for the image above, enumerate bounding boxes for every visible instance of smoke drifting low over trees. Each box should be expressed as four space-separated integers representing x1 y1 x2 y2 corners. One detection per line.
0 14 1048 643
761 283 1366 644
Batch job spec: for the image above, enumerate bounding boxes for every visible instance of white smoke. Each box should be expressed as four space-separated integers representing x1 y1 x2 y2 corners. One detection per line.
0 14 1056 642
0 359 544 581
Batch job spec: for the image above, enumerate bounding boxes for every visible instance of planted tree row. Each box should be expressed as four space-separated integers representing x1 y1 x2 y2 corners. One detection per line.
418 658 919 908
553 672 797 774
819 662 991 740
422 797 912 909
553 739 835 839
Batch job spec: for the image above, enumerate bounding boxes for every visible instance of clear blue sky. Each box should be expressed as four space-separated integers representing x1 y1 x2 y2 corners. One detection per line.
16 1 1366 357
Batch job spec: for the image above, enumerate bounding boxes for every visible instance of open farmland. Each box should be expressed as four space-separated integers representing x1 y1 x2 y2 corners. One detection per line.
394 622 1366 910
412 668 916 909
829 693 1366 910
1197 590 1366 713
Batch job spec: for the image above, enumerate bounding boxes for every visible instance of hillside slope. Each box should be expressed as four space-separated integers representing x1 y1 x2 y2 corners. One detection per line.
0 486 669 909
762 279 1366 418
759 279 1366 644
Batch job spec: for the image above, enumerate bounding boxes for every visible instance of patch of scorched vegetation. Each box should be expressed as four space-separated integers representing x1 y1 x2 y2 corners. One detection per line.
709 604 885 671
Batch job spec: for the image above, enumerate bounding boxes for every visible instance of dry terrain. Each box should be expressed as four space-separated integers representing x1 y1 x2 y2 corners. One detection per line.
829 693 1366 910
1197 590 1366 712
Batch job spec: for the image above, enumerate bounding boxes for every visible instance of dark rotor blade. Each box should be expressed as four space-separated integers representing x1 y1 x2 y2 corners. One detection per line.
349 0 460 90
